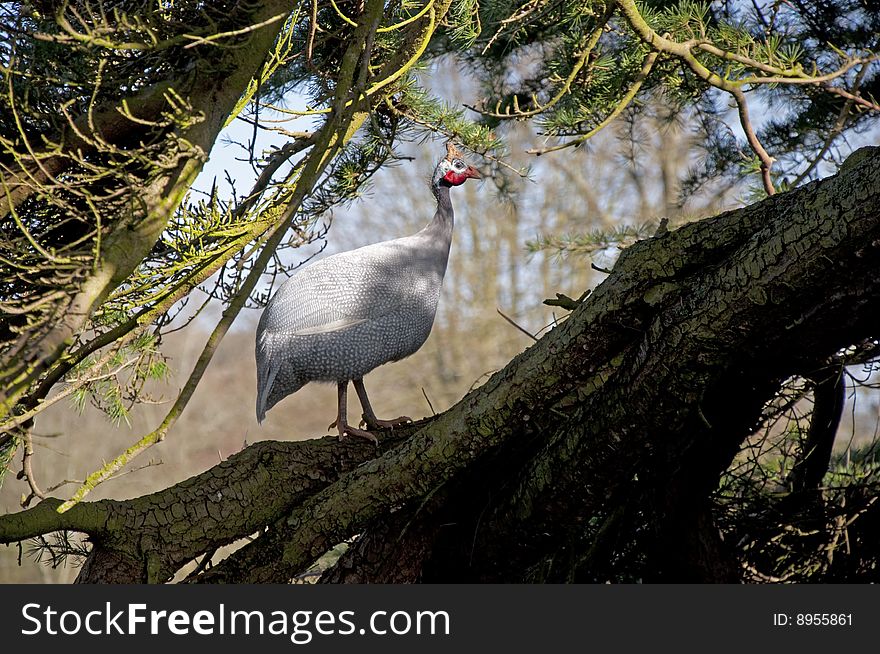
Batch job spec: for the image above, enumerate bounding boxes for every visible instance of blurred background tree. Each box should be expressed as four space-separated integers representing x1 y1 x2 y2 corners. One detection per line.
1 0 878 582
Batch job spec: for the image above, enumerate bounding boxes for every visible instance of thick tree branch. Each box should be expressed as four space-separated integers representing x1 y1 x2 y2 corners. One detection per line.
3 146 878 583
0 429 415 582
193 146 880 582
788 366 846 493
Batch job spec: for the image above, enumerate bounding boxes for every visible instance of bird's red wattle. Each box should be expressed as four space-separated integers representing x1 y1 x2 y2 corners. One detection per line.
444 171 467 185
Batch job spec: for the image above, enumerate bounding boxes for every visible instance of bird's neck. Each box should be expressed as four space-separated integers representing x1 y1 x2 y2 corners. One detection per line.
430 183 454 231
418 182 454 259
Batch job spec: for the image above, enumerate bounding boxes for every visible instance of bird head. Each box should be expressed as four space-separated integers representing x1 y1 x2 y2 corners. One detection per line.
433 142 482 188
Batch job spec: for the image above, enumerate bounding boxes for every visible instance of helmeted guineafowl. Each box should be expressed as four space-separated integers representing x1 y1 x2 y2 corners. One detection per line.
255 142 481 441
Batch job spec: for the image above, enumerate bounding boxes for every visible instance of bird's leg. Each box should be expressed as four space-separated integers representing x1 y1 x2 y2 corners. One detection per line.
330 381 378 444
353 378 412 430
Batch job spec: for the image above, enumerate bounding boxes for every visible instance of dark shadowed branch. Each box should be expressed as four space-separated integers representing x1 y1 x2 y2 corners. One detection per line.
3 146 873 582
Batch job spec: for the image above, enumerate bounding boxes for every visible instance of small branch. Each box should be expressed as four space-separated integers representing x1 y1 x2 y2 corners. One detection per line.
821 85 880 113
614 0 776 194
182 13 288 49
527 50 659 155
653 218 669 237
1 350 135 432
467 5 614 120
543 290 591 311
732 89 776 195
740 57 876 87
18 430 45 507
383 97 523 178
421 388 436 416
787 366 846 493
57 424 168 513
185 547 219 581
44 478 84 494
791 65 867 187
376 0 434 33
496 308 538 341
696 42 875 87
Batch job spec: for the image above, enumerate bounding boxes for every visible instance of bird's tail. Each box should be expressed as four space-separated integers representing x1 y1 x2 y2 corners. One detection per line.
255 334 279 424
255 363 278 424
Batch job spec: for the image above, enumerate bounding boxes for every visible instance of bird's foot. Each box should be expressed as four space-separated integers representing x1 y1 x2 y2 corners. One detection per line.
329 415 379 444
336 424 378 445
360 414 412 430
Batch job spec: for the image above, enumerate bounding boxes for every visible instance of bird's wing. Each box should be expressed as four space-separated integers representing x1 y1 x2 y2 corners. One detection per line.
290 317 368 336
258 241 408 336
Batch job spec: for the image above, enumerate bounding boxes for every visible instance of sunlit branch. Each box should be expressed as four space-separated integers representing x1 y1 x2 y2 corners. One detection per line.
527 50 659 156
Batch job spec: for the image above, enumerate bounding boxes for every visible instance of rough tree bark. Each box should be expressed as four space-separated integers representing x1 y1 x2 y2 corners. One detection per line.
1 146 878 583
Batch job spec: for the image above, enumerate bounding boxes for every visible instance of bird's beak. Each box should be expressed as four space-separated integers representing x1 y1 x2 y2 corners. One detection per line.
465 165 482 180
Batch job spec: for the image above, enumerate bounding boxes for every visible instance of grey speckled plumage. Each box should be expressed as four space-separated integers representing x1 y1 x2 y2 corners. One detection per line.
255 145 481 428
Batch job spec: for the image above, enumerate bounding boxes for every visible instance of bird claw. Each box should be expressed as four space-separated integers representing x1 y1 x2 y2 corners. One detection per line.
337 425 378 445
361 414 412 430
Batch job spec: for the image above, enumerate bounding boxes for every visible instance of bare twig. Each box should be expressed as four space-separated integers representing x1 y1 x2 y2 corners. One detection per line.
468 5 614 120
527 50 659 156
733 89 776 195
496 308 538 341
18 430 45 507
421 388 436 416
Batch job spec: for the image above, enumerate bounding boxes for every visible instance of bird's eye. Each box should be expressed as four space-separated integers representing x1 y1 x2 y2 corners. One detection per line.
453 159 466 171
